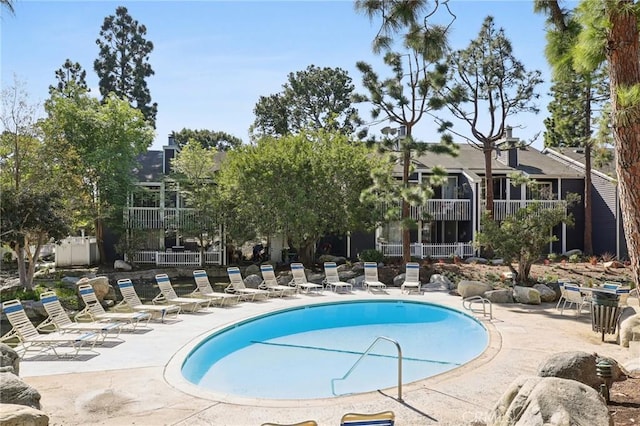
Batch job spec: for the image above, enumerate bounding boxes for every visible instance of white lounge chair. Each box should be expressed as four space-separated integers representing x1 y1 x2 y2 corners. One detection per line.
363 262 387 293
290 263 323 294
322 262 352 293
401 262 421 294
192 270 242 306
39 291 123 342
260 264 297 297
116 279 181 322
77 283 152 330
2 299 99 359
154 274 211 312
225 267 270 301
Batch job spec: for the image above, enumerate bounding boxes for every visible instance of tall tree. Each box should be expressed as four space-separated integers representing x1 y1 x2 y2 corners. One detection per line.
217 129 386 265
49 59 89 96
570 0 640 286
1 0 14 14
355 1 457 264
42 91 154 263
536 2 611 256
171 128 242 151
434 16 543 219
250 65 361 140
170 140 222 266
94 6 157 127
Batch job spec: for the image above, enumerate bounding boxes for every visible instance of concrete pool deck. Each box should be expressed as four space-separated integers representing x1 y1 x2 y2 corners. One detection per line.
20 288 640 426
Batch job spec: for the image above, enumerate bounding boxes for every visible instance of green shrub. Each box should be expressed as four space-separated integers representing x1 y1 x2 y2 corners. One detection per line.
0 285 47 303
569 253 581 263
547 252 558 262
358 249 384 263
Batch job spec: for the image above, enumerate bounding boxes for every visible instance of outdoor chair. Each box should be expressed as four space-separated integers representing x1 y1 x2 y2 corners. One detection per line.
290 263 323 294
363 262 387 293
77 283 152 330
225 267 270 301
2 299 99 359
401 262 421 294
559 284 590 316
39 291 123 343
116 279 181 322
153 274 211 312
322 262 353 293
259 264 297 297
192 270 243 306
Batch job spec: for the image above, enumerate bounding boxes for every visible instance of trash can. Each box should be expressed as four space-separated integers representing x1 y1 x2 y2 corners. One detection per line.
590 290 621 342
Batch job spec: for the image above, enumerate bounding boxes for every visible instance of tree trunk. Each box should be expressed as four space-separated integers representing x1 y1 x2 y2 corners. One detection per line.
606 3 640 287
297 240 316 266
96 217 106 265
15 243 29 288
402 149 411 264
483 147 494 219
583 143 593 255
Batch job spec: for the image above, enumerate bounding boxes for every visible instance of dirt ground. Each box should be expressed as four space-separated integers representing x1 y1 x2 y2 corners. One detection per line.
429 260 639 425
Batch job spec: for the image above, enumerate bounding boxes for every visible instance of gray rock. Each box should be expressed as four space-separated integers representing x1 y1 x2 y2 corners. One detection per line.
465 257 488 264
243 274 263 289
513 286 541 305
489 258 504 265
244 264 260 277
488 375 612 426
113 259 132 271
429 274 453 289
0 343 20 375
393 273 406 287
533 283 557 303
458 280 493 299
537 351 626 389
76 276 113 302
563 248 582 257
0 371 41 409
484 289 514 304
0 404 49 426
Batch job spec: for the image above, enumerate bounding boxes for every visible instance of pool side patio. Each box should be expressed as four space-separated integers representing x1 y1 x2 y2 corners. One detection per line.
20 289 639 426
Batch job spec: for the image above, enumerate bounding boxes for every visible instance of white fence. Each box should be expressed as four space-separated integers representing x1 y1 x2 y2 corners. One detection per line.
376 242 475 259
128 250 222 266
55 237 99 267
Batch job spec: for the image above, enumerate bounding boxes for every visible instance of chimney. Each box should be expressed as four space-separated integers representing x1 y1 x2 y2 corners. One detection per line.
496 126 519 168
163 133 179 175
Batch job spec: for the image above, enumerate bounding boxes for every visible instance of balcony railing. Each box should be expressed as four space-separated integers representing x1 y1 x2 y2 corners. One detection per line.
124 207 216 229
376 242 475 259
482 200 566 221
126 249 222 266
384 199 471 221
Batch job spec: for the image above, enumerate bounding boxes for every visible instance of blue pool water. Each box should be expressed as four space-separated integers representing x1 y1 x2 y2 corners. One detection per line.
181 300 488 399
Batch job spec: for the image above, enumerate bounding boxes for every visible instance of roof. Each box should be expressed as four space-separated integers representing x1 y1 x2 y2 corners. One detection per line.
403 143 584 180
544 147 616 179
133 149 228 183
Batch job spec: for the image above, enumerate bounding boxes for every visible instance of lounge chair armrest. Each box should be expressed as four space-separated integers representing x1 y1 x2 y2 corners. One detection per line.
224 284 235 294
152 293 167 305
36 317 59 333
74 307 95 322
113 301 134 313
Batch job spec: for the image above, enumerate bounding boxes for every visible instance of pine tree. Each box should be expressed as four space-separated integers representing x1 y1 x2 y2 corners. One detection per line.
49 59 89 96
94 6 157 127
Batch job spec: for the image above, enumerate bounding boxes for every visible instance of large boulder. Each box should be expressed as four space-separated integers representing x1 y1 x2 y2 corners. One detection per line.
484 289 514 304
243 274 262 289
513 286 541 305
458 280 493 299
0 343 20 375
619 311 640 348
113 259 132 271
533 283 557 303
244 264 260 277
488 375 612 426
76 276 114 302
429 274 453 290
537 351 626 389
0 404 49 426
0 372 41 409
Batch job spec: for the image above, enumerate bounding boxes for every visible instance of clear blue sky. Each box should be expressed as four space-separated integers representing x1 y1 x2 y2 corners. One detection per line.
2 1 556 151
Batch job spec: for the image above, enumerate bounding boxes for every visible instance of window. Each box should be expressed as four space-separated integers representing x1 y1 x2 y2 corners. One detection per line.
526 182 553 200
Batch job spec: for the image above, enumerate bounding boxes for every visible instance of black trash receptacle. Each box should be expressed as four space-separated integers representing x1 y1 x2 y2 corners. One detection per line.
590 290 621 342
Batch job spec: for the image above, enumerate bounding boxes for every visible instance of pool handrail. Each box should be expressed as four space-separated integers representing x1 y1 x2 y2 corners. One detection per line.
331 336 403 402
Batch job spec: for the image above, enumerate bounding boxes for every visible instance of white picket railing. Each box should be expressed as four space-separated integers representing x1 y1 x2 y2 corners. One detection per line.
128 250 221 266
376 242 475 259
483 200 566 221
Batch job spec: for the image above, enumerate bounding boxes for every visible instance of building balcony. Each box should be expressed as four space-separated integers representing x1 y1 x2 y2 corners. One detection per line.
483 199 567 221
384 199 471 221
376 242 475 259
123 207 216 229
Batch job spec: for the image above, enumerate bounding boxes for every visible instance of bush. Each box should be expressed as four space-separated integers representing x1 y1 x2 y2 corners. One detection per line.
358 249 384 263
0 285 47 303
547 252 558 262
569 253 581 263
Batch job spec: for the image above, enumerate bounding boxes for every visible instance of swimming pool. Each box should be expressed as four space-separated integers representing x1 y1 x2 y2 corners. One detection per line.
180 300 488 399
